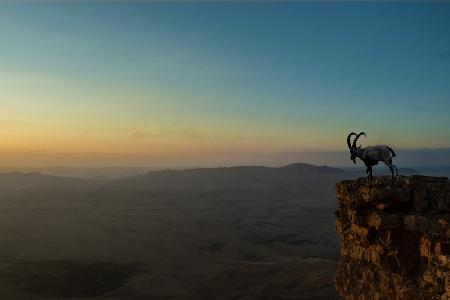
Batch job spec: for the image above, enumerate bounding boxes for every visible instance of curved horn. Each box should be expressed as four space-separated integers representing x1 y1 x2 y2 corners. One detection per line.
352 132 366 148
347 132 357 149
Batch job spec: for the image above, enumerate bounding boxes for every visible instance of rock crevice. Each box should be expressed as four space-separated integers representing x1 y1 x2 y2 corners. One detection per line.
335 176 450 300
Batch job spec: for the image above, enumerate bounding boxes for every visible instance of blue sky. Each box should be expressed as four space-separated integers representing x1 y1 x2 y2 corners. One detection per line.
0 2 449 167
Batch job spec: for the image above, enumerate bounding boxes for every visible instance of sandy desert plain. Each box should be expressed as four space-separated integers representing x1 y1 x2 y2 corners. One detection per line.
0 163 432 299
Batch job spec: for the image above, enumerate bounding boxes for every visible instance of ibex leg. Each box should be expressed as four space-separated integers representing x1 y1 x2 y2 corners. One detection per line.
384 158 398 180
366 166 372 183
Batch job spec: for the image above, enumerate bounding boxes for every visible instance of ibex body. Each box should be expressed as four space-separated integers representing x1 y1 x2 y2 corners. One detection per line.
347 132 399 182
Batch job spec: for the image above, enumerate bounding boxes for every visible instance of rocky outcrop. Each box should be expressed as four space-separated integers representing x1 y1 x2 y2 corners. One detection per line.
335 176 450 300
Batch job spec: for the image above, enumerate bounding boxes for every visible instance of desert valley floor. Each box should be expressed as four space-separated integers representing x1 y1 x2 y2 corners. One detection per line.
0 163 437 299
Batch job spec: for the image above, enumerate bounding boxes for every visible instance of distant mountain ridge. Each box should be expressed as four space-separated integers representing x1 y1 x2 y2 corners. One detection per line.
0 172 89 189
143 163 343 176
283 163 344 173
0 163 345 190
115 163 345 189
130 163 343 181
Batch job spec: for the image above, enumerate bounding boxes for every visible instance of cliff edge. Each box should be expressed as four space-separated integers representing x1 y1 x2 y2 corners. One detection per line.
335 176 450 300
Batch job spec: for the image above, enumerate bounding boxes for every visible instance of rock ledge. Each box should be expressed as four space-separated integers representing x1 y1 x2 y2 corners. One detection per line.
335 176 450 300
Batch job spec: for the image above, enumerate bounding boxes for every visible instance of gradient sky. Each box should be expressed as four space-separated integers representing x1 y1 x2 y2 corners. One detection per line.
0 2 449 167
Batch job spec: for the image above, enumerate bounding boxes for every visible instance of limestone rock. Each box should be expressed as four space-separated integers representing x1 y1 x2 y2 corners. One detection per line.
335 176 450 300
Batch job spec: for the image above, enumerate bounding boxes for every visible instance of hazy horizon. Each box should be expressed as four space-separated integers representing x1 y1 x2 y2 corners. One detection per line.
0 147 449 170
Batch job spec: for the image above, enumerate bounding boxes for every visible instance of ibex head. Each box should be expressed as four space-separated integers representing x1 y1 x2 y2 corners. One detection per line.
346 131 366 163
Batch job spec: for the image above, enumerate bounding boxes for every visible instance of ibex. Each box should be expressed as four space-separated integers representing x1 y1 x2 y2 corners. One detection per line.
347 132 399 182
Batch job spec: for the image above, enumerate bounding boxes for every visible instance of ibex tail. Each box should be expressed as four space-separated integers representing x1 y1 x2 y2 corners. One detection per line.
386 146 396 157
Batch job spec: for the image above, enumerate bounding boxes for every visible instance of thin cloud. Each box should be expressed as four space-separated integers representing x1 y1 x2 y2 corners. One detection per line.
27 149 47 154
130 131 154 140
183 128 204 141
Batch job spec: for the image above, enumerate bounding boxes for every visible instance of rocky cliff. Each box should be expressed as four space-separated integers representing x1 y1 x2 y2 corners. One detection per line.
335 176 450 300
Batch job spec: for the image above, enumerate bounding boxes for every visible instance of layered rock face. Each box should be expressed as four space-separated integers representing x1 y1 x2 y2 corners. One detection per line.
335 176 450 300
